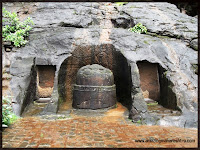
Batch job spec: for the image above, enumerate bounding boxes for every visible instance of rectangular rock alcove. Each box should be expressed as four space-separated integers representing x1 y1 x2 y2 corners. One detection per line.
36 65 56 98
137 61 160 101
137 61 179 110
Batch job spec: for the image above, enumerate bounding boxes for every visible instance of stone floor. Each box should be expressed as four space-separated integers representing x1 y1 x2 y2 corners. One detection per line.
2 102 198 148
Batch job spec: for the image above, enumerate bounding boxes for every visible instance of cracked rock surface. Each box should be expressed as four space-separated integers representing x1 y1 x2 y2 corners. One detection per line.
3 2 197 128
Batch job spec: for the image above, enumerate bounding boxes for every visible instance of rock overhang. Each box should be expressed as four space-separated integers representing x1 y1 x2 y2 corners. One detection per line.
3 2 198 128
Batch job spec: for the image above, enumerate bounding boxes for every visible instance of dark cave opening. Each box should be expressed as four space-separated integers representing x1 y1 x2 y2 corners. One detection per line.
137 60 180 111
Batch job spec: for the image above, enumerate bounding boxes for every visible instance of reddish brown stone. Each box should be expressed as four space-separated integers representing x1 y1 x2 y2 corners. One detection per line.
37 65 55 88
37 65 56 97
73 64 116 109
64 45 115 103
137 61 160 101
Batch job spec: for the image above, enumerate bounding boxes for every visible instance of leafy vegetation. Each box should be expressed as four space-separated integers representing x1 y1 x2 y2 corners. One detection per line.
2 8 34 47
128 23 147 34
115 2 128 6
2 96 19 127
147 102 158 106
136 119 142 124
40 133 44 138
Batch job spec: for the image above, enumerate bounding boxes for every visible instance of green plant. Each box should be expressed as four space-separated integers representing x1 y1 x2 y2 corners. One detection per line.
128 23 147 34
73 11 77 15
115 103 118 108
40 133 44 138
2 96 19 127
115 2 128 6
163 71 168 77
57 116 66 119
136 119 142 124
2 8 34 47
143 40 149 45
147 102 158 106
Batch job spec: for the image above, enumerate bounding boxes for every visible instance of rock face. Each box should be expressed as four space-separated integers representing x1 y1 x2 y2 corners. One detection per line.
2 2 197 128
9 57 37 116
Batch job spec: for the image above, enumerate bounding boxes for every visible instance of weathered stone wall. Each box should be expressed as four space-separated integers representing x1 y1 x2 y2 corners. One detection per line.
3 2 197 128
20 65 37 115
9 57 37 116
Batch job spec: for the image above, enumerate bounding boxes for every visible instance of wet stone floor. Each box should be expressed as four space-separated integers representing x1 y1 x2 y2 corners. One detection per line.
2 101 198 148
